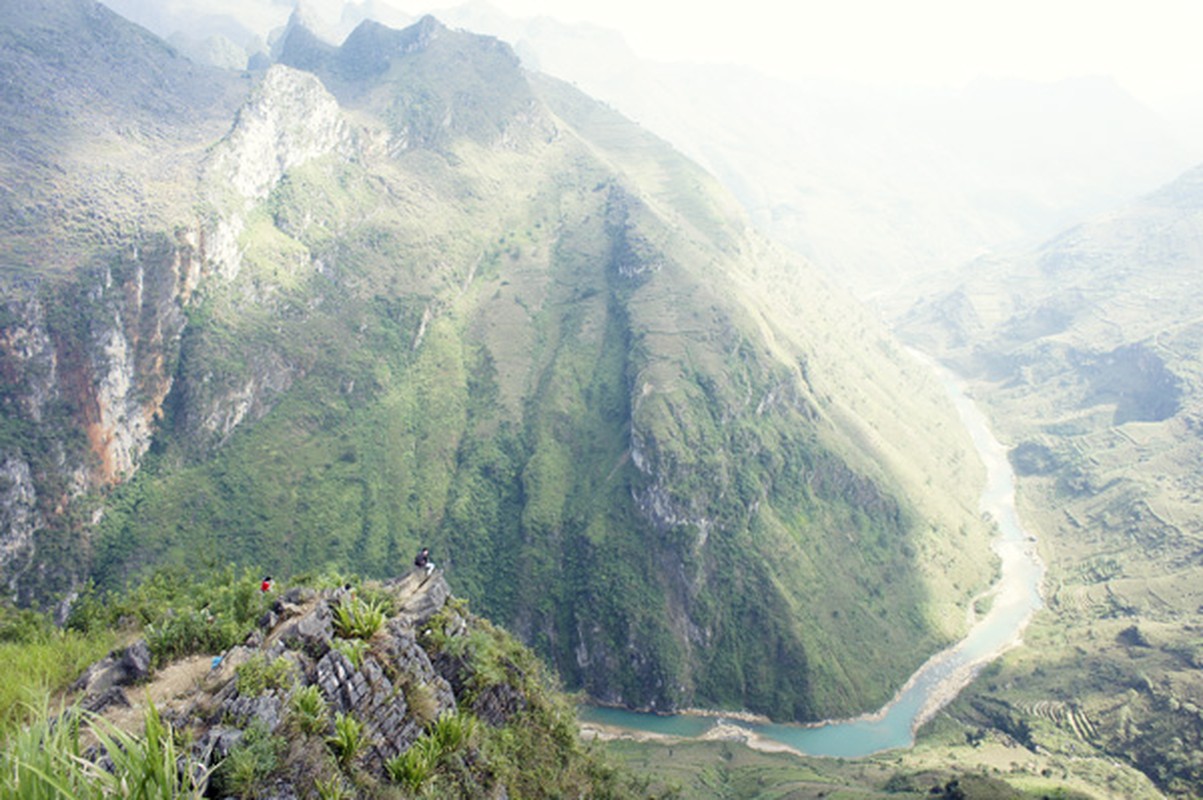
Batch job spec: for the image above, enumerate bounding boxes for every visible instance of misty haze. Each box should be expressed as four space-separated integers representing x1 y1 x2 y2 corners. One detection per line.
2 1 1203 797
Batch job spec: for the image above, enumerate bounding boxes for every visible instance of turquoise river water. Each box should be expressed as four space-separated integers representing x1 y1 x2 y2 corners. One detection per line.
579 358 1045 757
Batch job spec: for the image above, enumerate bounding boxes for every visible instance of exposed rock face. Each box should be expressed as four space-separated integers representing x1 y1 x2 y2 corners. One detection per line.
70 572 538 795
203 64 354 281
0 457 43 596
0 58 358 598
0 232 203 599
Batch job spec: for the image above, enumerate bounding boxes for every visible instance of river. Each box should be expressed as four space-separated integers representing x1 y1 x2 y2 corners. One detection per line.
579 356 1046 757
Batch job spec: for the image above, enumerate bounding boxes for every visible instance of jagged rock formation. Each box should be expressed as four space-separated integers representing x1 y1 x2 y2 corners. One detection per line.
70 572 585 797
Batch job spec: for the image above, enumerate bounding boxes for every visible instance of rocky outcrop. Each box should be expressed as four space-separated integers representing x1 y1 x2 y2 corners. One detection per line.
203 64 354 282
68 572 554 795
72 639 153 700
49 572 641 798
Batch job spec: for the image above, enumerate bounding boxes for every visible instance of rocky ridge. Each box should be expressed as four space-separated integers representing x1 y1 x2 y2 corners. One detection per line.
68 570 583 798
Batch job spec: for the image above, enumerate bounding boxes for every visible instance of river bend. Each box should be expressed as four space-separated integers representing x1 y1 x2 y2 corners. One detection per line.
581 358 1045 757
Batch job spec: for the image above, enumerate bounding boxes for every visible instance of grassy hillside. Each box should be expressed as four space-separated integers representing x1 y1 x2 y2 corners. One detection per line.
2 9 993 724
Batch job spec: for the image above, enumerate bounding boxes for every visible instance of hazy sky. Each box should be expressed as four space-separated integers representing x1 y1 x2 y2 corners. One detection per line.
102 0 1203 113
407 0 1202 110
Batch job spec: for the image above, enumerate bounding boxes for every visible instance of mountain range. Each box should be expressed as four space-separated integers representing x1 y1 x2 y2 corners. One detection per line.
93 0 1203 310
0 0 992 722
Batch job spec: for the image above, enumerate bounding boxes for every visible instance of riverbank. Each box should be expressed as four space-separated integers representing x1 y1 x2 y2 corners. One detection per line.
577 359 1046 757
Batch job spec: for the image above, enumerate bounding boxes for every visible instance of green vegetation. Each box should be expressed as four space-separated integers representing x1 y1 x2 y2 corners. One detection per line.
5 11 993 729
214 722 287 798
234 653 297 697
331 596 388 640
0 567 648 799
1 701 209 799
597 735 1101 800
288 684 330 735
401 598 658 797
0 605 115 736
66 565 275 669
326 712 365 771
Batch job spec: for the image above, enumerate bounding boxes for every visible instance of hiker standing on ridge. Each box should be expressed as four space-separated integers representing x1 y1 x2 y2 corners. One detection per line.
414 547 434 577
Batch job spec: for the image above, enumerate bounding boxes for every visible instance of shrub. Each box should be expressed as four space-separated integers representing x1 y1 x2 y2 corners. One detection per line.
71 566 274 668
331 637 368 670
385 735 440 792
402 678 440 725
214 722 285 798
289 685 329 736
235 654 296 697
430 710 478 752
314 775 353 800
331 597 387 641
326 712 365 771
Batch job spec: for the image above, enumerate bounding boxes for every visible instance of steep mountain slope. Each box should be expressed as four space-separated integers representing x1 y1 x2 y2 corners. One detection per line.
899 165 1203 793
426 5 1196 310
1 4 992 721
81 2 1199 309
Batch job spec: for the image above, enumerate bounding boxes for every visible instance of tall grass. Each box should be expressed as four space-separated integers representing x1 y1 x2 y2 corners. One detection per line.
0 700 212 799
0 628 115 737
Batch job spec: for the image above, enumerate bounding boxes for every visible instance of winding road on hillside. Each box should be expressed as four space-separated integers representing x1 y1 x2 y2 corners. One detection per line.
581 354 1046 757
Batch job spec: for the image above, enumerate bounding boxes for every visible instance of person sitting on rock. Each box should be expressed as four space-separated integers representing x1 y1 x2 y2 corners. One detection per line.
260 576 274 593
414 547 434 577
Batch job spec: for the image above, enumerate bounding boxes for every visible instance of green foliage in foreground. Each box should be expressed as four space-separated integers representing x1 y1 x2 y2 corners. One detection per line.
1 701 209 799
66 564 275 668
0 605 115 737
1 568 650 799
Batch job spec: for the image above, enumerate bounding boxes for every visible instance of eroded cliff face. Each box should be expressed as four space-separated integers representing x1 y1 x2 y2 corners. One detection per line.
0 64 361 600
203 64 355 281
0 233 200 598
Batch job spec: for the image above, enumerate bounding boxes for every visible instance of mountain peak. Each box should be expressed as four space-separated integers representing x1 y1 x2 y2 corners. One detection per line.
273 8 336 72
1145 162 1203 210
332 14 450 80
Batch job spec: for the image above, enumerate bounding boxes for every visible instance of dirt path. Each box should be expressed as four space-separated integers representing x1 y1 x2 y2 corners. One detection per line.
101 654 218 733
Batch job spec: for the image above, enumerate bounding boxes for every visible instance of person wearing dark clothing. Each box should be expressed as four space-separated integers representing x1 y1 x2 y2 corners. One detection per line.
414 547 434 576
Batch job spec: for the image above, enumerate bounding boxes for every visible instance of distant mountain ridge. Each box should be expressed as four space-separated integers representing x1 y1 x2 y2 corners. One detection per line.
1 1 992 721
87 1 1200 308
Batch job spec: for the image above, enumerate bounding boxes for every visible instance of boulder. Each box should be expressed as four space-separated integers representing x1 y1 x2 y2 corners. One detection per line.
72 639 153 697
279 604 333 658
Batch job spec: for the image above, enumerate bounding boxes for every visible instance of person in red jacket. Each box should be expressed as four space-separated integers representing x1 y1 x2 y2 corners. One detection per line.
260 576 274 593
